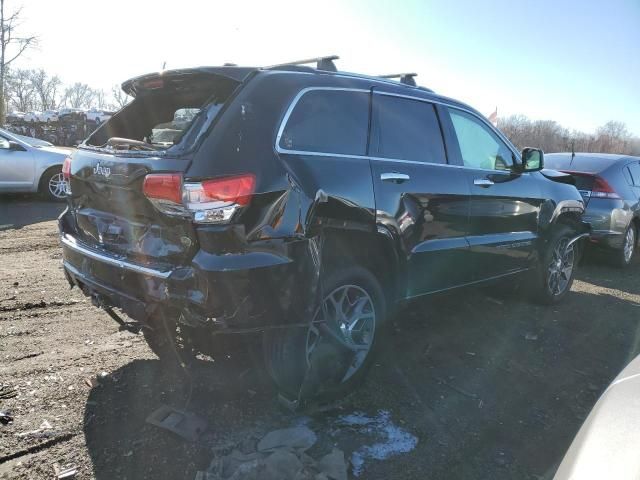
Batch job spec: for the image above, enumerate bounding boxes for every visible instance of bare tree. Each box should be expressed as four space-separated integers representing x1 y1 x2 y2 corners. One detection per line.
62 82 93 108
93 88 108 109
111 84 131 109
6 67 34 111
0 0 37 123
30 68 61 110
498 115 639 156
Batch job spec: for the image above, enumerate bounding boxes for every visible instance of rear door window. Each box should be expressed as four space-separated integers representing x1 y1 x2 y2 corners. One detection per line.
370 94 447 164
448 108 515 171
279 90 369 155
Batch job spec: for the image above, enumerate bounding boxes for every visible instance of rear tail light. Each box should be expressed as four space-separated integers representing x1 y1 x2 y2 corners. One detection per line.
591 176 621 199
62 157 72 194
142 173 256 224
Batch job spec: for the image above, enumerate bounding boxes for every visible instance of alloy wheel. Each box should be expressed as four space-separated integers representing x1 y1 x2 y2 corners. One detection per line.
547 238 575 296
48 172 67 199
623 227 636 264
306 284 376 383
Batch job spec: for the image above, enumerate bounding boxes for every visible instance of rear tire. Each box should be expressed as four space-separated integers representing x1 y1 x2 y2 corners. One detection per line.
263 265 386 403
531 224 577 305
612 223 636 268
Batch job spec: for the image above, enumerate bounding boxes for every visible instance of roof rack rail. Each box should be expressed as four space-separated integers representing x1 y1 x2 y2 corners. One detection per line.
379 73 418 87
268 55 339 72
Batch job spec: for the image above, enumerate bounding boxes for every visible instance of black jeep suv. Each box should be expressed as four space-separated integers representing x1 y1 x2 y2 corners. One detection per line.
59 57 588 402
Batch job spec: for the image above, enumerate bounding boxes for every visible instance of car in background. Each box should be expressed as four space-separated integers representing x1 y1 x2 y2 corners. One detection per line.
554 354 640 479
6 111 25 123
23 111 43 123
545 153 640 267
85 108 113 124
58 108 86 122
0 127 70 200
39 109 59 123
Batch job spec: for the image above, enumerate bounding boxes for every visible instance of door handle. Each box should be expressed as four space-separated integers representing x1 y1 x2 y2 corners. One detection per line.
381 172 410 183
474 178 494 187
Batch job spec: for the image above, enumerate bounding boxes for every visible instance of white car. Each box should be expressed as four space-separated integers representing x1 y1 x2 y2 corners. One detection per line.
39 110 59 123
85 108 113 124
0 128 70 200
23 111 42 123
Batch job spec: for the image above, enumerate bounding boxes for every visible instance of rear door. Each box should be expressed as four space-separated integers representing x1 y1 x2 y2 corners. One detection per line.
369 91 470 297
442 107 542 279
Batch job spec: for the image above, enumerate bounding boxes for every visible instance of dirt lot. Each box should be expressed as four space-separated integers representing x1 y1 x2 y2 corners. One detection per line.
1 196 640 479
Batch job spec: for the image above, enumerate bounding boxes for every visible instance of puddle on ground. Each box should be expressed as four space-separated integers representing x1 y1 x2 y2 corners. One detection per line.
332 410 419 476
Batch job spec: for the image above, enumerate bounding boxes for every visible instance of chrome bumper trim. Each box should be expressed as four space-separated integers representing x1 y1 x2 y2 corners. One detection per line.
60 235 172 279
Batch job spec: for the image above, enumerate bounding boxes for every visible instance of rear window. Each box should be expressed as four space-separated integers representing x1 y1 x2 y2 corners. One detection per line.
279 90 369 155
628 162 640 186
370 95 446 164
85 75 238 152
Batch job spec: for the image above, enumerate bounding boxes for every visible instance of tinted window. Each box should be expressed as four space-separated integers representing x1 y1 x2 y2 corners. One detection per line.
279 90 369 155
370 95 446 164
448 108 515 170
628 162 640 186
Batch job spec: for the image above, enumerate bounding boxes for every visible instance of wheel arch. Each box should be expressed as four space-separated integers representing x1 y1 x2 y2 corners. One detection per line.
320 227 404 308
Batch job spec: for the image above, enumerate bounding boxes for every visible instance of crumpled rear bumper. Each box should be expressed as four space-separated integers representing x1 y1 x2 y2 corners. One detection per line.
60 232 314 333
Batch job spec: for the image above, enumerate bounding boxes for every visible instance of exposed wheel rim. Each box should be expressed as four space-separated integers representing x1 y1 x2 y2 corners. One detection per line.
547 238 575 296
306 284 376 383
623 227 635 263
48 172 67 199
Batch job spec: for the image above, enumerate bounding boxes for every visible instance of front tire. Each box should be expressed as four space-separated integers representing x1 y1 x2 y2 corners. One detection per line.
264 265 386 403
532 224 578 304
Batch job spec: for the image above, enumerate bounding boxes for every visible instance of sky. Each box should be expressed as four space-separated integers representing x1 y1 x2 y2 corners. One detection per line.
13 0 640 135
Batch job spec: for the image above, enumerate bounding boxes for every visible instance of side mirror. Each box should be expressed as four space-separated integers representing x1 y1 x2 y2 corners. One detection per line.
8 141 26 151
521 147 544 172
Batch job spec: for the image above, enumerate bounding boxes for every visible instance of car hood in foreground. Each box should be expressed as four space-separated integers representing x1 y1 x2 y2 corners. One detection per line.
555 354 640 479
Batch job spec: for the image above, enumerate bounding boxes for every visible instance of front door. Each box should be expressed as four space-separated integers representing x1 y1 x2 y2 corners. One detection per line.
0 136 34 191
442 107 542 279
369 91 471 297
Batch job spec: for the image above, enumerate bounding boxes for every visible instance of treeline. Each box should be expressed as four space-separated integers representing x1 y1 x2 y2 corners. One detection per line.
498 115 640 156
4 68 130 113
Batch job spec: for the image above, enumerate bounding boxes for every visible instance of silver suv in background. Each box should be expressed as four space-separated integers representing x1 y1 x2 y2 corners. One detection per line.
545 153 640 267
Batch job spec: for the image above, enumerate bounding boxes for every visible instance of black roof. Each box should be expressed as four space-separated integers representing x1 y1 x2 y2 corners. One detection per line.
120 63 478 117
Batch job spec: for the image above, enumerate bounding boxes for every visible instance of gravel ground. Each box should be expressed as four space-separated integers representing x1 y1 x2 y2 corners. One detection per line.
1 197 639 479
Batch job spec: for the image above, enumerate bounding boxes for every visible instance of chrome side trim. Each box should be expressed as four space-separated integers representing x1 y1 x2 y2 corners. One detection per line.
274 86 523 174
60 235 172 279
567 233 590 248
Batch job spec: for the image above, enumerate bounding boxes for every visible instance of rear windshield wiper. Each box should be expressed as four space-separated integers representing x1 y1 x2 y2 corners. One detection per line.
106 137 159 151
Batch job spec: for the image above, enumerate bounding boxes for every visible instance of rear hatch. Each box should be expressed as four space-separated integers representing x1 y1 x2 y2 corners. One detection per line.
64 69 251 268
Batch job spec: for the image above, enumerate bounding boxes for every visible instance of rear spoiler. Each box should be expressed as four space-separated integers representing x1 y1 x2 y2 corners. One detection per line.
121 67 256 97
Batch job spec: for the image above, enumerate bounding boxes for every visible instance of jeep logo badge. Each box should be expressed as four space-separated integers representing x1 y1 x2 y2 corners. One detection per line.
93 162 111 178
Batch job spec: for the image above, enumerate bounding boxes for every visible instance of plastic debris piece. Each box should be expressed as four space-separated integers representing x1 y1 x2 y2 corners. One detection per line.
257 426 317 452
0 410 13 425
57 467 77 479
146 405 207 442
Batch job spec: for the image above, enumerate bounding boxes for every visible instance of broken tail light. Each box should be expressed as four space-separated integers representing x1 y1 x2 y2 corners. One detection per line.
142 173 256 224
